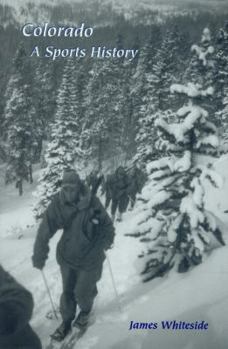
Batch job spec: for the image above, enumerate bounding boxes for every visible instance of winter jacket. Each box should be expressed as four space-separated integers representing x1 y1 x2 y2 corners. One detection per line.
32 192 115 271
0 265 42 349
107 173 131 201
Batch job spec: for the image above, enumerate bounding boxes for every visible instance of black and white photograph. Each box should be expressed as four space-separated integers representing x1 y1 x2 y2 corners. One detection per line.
0 0 228 348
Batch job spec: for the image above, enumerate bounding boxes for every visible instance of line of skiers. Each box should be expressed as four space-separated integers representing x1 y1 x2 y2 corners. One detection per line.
0 166 147 348
86 164 147 222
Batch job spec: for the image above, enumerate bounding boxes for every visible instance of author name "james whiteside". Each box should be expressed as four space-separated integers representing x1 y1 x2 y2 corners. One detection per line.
129 320 209 331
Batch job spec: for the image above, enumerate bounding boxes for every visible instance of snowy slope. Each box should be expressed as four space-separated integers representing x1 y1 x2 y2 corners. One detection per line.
0 155 228 349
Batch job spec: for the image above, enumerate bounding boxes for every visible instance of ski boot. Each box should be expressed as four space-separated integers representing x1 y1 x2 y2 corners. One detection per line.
50 321 71 342
73 311 90 330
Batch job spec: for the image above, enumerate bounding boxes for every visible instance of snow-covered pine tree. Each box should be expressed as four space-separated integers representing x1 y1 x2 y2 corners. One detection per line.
33 61 57 161
4 45 37 195
74 59 91 121
150 28 184 111
128 35 225 282
184 28 217 121
185 28 215 86
84 56 126 169
83 59 110 170
134 28 183 164
100 57 126 165
131 44 156 164
129 28 162 164
120 60 137 161
34 59 84 218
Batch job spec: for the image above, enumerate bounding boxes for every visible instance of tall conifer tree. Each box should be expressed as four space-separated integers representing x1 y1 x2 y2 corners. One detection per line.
34 59 84 218
4 45 37 195
128 29 225 282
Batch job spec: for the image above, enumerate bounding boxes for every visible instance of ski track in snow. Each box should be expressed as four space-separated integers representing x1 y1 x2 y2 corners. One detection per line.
0 156 228 349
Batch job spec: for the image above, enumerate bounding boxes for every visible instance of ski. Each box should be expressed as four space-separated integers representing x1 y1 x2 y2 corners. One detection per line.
45 317 94 349
59 325 88 349
45 326 87 349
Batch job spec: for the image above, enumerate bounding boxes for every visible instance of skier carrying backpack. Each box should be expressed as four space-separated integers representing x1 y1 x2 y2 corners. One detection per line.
32 169 115 342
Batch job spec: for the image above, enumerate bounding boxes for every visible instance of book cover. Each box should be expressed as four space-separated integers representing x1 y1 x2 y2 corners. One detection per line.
0 1 228 349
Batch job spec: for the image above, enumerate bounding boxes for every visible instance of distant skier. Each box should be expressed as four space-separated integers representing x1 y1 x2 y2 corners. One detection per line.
86 169 104 194
0 265 42 349
106 166 131 222
32 169 115 342
128 165 147 209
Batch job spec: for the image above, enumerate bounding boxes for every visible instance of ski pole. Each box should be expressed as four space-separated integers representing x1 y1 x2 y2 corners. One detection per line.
105 253 123 313
41 270 59 320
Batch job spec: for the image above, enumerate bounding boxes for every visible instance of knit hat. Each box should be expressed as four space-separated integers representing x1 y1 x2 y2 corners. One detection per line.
62 170 81 188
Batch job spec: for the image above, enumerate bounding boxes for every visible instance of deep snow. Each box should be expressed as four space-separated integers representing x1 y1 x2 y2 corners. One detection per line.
0 155 228 349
